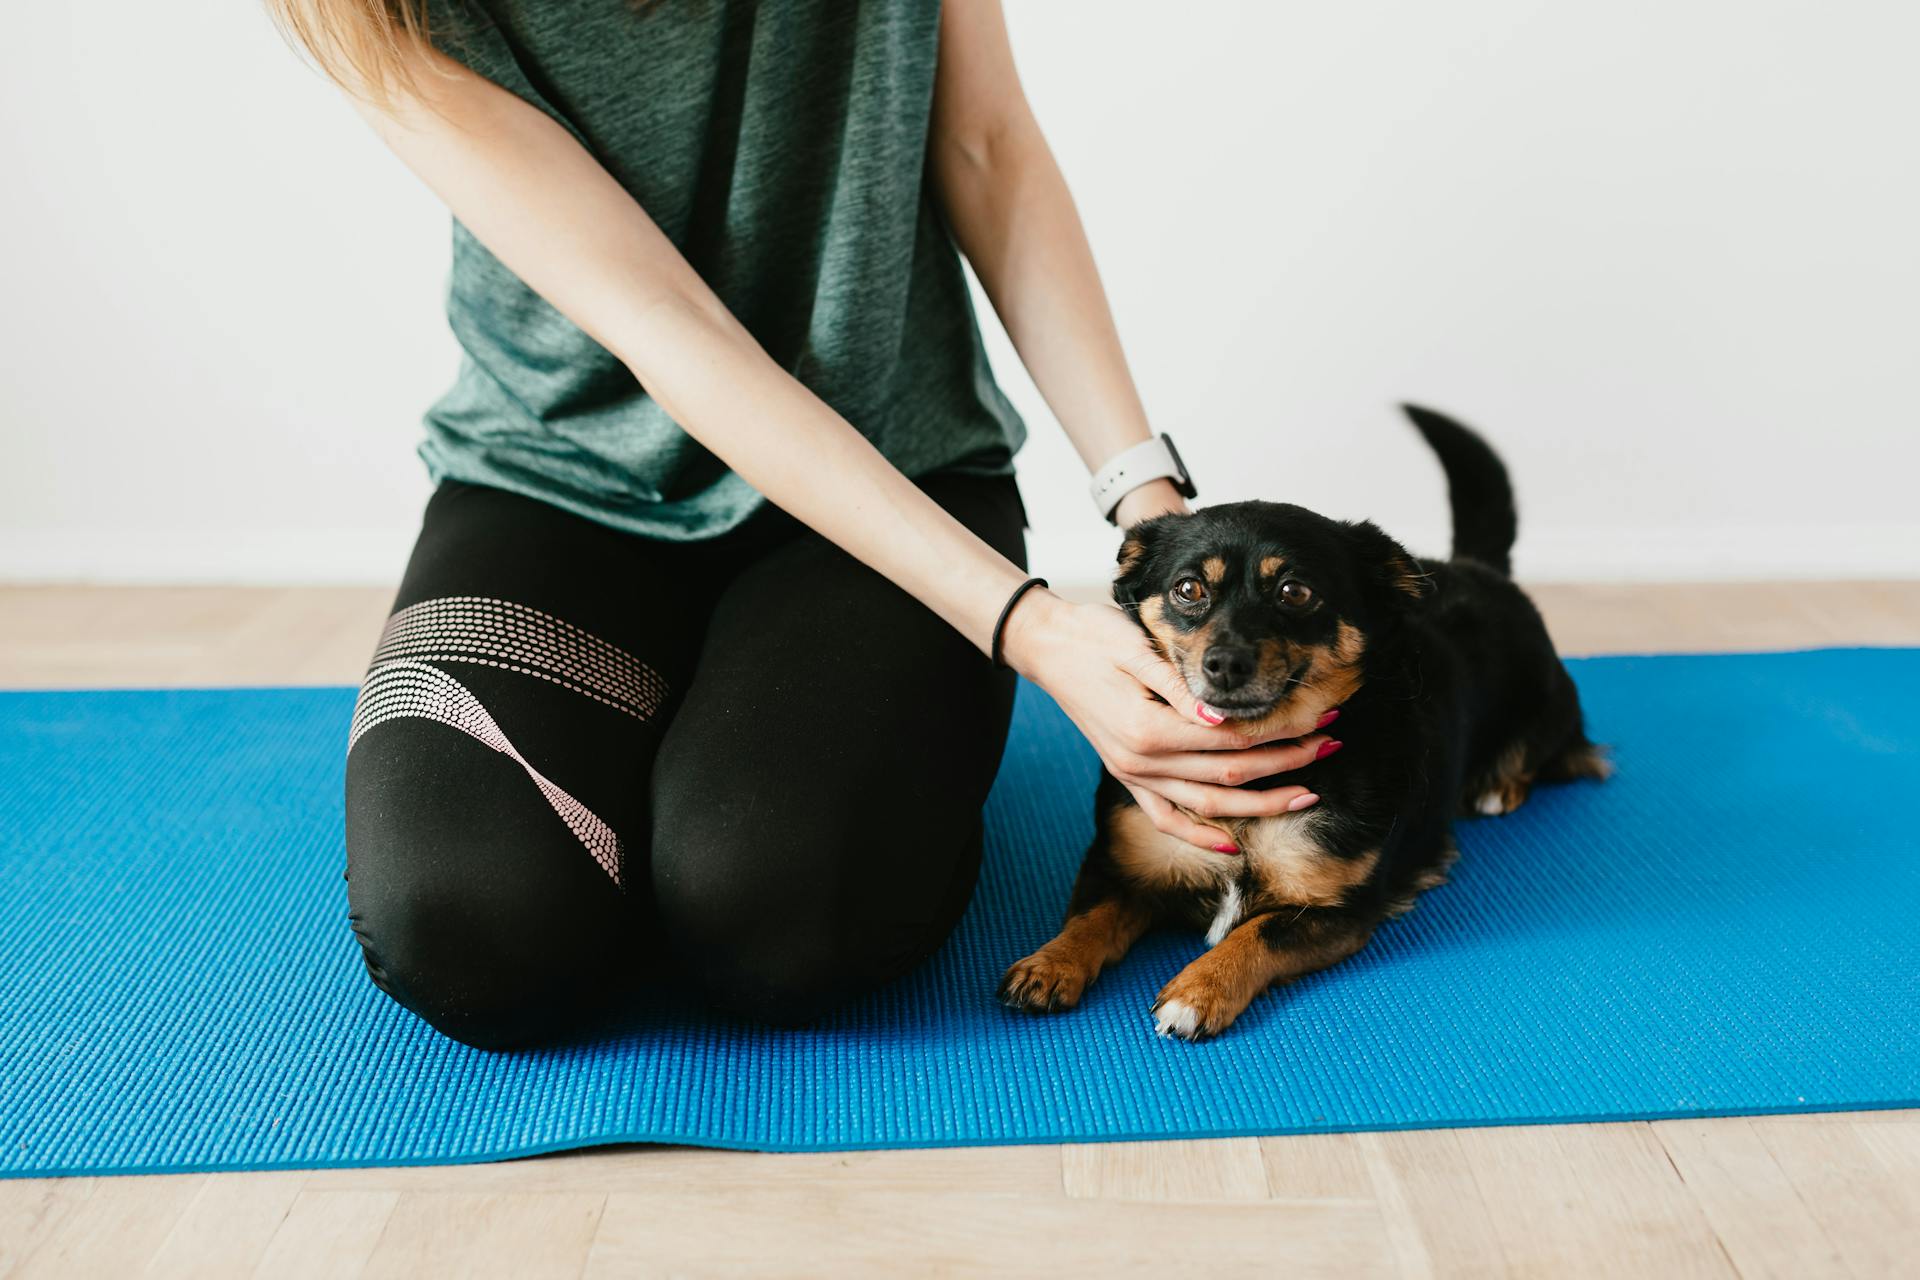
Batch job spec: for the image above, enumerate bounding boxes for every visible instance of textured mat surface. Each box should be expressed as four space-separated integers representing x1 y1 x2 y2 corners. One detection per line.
2 649 1916 1176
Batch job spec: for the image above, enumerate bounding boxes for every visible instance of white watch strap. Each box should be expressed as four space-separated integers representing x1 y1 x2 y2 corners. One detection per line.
1089 436 1183 522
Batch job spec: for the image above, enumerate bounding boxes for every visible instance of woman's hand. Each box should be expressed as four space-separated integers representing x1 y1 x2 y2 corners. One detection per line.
998 588 1335 854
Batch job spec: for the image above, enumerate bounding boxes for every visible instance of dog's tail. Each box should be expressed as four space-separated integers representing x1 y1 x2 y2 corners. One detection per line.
1401 403 1517 577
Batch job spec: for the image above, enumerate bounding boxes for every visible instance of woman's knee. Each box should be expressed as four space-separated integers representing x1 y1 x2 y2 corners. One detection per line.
650 817 984 1027
348 874 545 1049
346 827 639 1050
345 717 645 1049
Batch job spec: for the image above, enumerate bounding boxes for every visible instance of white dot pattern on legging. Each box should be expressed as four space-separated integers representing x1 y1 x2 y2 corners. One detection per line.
369 596 667 722
350 659 622 884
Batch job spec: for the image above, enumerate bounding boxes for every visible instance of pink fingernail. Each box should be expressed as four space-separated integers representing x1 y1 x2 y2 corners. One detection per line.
1315 739 1344 760
1288 792 1320 811
1212 842 1240 855
1316 709 1341 729
1196 702 1225 726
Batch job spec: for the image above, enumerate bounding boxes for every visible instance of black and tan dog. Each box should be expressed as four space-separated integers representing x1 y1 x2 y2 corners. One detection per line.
1000 406 1610 1039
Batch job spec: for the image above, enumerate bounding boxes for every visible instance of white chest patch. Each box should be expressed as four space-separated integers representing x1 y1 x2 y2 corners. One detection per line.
1205 879 1243 946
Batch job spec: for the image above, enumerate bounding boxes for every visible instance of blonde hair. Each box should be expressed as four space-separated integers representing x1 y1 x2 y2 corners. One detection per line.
263 0 445 106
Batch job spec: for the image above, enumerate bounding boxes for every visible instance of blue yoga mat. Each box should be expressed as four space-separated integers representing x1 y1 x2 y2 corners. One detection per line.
2 649 1916 1176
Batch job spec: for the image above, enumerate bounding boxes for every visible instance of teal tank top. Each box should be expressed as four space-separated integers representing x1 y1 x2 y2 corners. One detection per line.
420 0 1026 540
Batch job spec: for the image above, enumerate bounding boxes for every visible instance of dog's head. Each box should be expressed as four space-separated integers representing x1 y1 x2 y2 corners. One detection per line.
1113 501 1429 731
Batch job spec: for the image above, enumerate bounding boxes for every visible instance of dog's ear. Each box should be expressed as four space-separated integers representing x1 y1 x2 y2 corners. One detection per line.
1111 513 1181 608
1343 519 1431 609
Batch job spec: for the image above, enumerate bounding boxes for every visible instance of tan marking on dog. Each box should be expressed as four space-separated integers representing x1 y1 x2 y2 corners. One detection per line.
1118 808 1377 921
1135 596 1225 698
1153 911 1374 1039
1546 740 1615 782
1116 536 1147 577
1202 557 1227 585
1141 595 1365 744
1109 803 1234 894
1258 555 1287 578
1135 594 1177 662
1241 814 1380 908
1001 896 1155 1013
1384 553 1432 599
1252 636 1293 694
1228 620 1368 740
1330 619 1365 665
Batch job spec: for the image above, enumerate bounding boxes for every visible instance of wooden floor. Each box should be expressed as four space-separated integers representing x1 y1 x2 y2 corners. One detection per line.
2 581 1917 1279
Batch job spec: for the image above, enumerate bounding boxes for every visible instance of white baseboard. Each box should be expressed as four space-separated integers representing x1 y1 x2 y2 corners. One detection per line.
3 522 1918 587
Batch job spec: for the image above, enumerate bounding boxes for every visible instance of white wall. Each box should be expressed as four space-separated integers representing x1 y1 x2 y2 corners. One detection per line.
3 1 1916 587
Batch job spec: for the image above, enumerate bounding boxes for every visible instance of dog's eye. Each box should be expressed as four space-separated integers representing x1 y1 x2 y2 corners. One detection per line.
1279 580 1314 608
1170 577 1209 607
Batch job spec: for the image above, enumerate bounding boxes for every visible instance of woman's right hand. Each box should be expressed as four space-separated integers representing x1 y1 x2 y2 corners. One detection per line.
998 589 1336 854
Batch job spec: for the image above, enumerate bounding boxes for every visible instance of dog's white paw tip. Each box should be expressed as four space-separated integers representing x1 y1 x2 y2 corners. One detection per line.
1475 792 1507 816
1154 998 1200 1039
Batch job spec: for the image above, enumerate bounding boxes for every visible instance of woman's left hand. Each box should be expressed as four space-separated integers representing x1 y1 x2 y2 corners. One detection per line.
999 587 1331 853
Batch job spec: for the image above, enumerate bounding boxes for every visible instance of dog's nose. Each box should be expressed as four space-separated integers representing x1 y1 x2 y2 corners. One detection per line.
1201 644 1256 691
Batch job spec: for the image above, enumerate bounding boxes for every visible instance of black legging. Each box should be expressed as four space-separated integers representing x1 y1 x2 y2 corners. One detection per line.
344 470 1027 1049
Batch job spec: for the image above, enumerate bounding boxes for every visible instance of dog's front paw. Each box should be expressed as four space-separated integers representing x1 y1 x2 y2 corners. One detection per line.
1151 964 1255 1041
999 948 1096 1014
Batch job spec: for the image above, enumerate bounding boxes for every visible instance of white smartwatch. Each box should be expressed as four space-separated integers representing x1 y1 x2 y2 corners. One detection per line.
1089 433 1197 523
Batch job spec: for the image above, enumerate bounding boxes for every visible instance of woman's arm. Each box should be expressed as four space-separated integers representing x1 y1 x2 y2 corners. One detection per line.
929 1 1334 843
346 42 1329 851
355 55 1024 656
927 0 1185 530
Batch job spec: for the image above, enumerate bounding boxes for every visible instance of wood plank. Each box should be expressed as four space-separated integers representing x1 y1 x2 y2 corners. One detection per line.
1855 581 1920 644
1355 1133 1440 1280
1361 1129 1508 1279
1757 1120 1920 1280
0 587 242 687
1550 1125 1735 1278
1454 1124 1732 1279
0 586 390 688
1853 1117 1920 1172
9 1175 206 1279
361 1191 604 1280
251 1190 400 1280
1526 584 1681 657
140 1171 305 1280
0 1178 98 1278
1524 580 1920 656
1259 1132 1376 1200
301 1143 1063 1198
1061 1137 1269 1201
201 588 390 687
584 1188 1392 1279
1652 1118 1847 1280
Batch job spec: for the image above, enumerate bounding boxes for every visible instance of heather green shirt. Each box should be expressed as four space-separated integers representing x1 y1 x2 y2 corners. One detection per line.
418 0 1025 540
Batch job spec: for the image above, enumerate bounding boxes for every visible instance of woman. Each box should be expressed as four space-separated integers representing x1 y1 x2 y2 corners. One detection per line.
273 0 1334 1049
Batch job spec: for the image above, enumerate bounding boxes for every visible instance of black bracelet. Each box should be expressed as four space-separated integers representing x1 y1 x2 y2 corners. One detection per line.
990 576 1050 669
